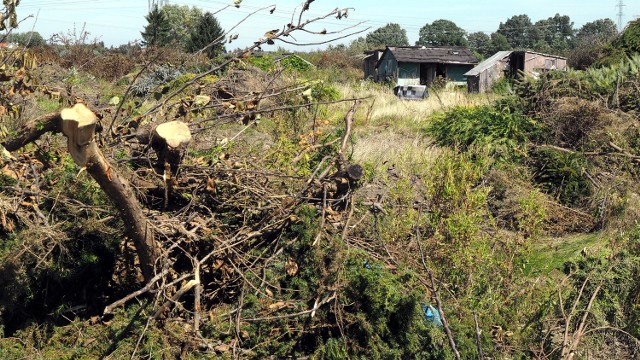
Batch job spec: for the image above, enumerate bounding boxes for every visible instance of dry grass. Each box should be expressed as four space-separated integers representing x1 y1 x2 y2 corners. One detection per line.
338 82 498 131
351 128 443 175
336 81 496 176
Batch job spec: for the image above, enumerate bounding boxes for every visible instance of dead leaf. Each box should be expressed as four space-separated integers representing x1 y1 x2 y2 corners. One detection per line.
285 257 298 276
268 301 287 310
264 29 279 38
2 165 18 180
214 344 230 353
206 177 217 193
83 338 96 347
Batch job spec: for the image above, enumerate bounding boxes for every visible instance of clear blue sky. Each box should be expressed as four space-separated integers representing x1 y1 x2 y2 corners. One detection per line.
16 0 640 48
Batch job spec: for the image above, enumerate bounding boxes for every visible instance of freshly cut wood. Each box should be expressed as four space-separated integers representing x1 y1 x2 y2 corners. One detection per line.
151 121 192 174
154 121 191 149
2 104 160 283
61 104 160 282
61 104 99 165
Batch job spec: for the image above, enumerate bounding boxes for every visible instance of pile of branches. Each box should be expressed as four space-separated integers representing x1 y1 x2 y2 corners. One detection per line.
0 1 387 357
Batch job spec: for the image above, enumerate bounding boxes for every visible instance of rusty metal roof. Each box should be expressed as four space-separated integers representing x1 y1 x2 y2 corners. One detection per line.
382 46 478 65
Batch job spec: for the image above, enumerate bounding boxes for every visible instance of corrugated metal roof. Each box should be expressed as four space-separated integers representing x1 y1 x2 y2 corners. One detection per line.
464 51 512 76
385 46 478 65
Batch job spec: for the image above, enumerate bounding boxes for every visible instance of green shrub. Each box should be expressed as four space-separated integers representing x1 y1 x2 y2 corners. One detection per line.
310 82 340 102
248 55 275 72
341 255 447 359
426 103 540 159
529 148 592 206
491 77 512 95
280 55 312 72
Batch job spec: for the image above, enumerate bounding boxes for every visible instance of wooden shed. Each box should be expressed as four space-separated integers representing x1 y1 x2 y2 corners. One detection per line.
375 46 478 86
363 49 384 80
465 50 567 93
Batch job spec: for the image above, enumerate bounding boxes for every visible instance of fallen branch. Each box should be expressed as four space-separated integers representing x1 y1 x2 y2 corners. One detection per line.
153 278 200 319
243 292 336 322
2 104 161 282
103 268 169 315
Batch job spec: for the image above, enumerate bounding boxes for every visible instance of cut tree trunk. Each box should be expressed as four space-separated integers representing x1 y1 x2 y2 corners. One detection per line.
61 104 160 281
2 104 161 282
151 120 192 174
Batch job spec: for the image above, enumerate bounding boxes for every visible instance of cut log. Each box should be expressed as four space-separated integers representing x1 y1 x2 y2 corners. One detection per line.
151 121 192 174
60 104 160 281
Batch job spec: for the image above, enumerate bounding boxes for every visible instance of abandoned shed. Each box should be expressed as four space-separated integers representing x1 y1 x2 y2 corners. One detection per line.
363 48 384 80
465 50 567 93
375 46 478 86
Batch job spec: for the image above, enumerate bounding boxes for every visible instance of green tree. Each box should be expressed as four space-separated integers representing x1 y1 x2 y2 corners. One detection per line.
162 4 204 49
488 32 510 53
364 23 409 48
576 18 617 43
468 31 491 58
532 14 574 54
141 6 171 47
497 14 534 49
416 19 468 46
6 31 45 47
187 11 225 58
569 19 617 69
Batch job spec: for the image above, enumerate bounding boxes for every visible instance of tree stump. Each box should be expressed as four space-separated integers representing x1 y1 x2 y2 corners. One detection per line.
150 121 192 175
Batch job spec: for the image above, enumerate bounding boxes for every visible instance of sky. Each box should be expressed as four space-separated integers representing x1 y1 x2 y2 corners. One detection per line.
15 0 640 49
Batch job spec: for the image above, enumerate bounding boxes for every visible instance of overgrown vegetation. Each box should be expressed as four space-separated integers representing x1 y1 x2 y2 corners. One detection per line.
1 1 640 359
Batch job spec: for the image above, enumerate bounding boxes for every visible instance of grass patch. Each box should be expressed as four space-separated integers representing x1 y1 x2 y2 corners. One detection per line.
35 96 61 113
523 233 610 277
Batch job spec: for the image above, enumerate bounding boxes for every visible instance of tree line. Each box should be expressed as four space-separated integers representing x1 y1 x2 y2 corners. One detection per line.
3 4 225 58
141 4 225 58
356 14 617 59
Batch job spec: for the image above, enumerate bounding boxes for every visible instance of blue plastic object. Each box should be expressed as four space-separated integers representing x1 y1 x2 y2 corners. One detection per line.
421 303 443 327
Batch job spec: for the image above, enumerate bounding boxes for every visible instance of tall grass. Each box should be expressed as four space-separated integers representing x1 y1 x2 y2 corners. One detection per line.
337 82 498 131
333 81 498 179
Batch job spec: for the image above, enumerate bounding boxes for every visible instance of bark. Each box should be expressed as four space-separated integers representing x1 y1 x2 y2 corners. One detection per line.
2 112 62 151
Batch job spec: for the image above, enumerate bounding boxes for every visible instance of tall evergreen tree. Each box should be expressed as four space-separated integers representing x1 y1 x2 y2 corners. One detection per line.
187 11 225 58
141 6 171 47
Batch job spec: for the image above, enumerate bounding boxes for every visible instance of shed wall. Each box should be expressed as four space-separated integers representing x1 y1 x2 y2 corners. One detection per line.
524 53 567 72
398 62 420 86
447 65 473 82
377 52 398 82
363 55 377 80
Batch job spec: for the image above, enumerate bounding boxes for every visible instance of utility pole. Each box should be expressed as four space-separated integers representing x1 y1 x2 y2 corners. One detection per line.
617 0 626 32
148 0 168 12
